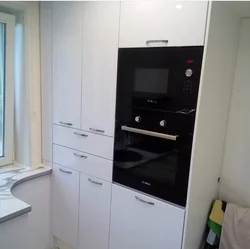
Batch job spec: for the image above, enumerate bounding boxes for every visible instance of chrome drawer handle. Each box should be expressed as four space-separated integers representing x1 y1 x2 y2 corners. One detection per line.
88 178 103 186
60 121 73 126
135 196 154 206
59 168 72 174
89 127 105 133
146 40 168 46
74 132 88 137
73 152 87 159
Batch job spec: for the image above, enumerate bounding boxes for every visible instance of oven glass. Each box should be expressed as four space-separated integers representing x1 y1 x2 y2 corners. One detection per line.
134 68 169 94
113 127 191 207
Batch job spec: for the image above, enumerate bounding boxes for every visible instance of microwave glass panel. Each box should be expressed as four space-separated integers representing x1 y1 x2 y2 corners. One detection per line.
134 68 169 94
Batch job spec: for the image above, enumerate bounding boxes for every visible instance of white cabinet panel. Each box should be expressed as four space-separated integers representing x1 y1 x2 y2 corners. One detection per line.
79 174 111 249
41 2 53 162
81 2 119 137
53 144 112 181
52 164 80 248
110 184 185 249
119 1 208 47
53 125 114 159
52 2 82 129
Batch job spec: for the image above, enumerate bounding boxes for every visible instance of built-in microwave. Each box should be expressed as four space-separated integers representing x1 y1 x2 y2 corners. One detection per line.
116 46 203 114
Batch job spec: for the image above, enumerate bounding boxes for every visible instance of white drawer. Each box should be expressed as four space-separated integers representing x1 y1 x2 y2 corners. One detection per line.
53 125 114 160
53 144 112 182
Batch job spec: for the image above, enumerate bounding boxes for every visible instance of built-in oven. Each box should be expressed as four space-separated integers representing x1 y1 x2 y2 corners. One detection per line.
113 129 192 207
113 46 203 207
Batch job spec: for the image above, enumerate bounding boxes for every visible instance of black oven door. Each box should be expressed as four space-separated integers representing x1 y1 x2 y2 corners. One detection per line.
116 46 203 112
113 124 192 207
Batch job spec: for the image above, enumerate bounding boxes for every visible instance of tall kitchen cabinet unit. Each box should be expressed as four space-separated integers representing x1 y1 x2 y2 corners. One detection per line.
50 1 119 249
40 2 236 249
109 2 208 249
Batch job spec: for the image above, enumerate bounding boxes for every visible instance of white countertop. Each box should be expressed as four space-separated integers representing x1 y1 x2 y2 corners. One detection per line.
0 164 52 224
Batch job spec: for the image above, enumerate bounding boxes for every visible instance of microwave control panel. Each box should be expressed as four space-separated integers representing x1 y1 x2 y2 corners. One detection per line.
182 78 193 95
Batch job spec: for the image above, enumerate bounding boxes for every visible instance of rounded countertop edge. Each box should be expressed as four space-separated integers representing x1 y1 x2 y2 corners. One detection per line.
10 167 52 192
0 166 52 224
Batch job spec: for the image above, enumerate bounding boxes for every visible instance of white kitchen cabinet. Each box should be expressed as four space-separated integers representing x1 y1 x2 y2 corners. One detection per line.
52 164 80 248
53 144 113 181
110 184 185 249
81 2 119 137
119 1 208 47
79 173 112 249
53 125 114 160
52 2 82 129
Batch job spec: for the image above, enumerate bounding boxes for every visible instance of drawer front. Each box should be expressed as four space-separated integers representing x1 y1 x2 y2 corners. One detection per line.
53 125 114 159
53 144 112 182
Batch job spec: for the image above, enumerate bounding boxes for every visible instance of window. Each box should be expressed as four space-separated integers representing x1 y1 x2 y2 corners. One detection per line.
0 13 15 166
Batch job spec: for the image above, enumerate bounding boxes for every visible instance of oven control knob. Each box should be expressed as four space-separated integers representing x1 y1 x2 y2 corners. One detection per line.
160 120 167 127
185 69 193 77
135 116 141 123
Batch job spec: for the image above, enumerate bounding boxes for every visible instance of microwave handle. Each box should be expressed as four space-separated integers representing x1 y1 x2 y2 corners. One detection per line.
121 126 178 141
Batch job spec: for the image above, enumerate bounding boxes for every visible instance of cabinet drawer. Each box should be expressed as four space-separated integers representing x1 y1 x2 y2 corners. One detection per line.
52 164 80 248
53 125 114 160
53 144 112 182
110 184 185 249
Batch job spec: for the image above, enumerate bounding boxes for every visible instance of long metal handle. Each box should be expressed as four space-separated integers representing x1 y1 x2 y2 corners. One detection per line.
135 196 154 206
60 121 73 126
89 127 105 134
59 168 72 174
88 178 103 186
74 132 88 137
121 126 178 141
146 40 168 46
73 152 87 159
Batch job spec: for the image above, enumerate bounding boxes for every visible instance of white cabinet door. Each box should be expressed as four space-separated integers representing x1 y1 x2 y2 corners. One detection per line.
52 164 80 248
110 184 185 249
79 173 111 249
52 2 82 129
119 1 208 47
81 2 119 137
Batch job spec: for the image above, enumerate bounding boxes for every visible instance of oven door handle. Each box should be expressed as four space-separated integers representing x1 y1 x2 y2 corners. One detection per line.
121 126 178 141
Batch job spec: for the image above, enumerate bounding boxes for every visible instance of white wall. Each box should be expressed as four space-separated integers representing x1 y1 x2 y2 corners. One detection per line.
182 2 240 249
0 175 52 249
219 18 250 208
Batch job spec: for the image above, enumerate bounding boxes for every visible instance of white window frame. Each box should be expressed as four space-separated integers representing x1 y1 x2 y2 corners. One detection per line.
0 12 15 166
0 2 42 168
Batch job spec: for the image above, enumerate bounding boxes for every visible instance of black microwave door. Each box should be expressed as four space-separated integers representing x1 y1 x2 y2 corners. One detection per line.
131 48 177 110
117 48 178 111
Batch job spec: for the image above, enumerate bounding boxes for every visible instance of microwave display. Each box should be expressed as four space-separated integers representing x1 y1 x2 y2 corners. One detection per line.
134 68 169 94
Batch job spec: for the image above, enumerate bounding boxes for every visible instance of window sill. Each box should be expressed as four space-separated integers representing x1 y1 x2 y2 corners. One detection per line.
0 164 52 224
